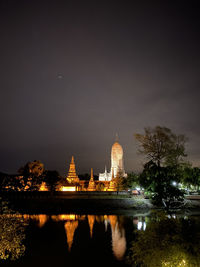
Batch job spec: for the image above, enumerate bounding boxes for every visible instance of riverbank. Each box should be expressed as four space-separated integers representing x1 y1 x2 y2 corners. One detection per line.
1 191 200 214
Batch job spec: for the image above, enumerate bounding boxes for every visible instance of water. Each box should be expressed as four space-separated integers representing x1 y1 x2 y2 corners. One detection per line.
1 211 200 267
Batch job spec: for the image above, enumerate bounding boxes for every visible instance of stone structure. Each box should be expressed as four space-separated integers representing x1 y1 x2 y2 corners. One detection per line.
99 137 127 181
66 156 80 184
107 170 116 191
87 168 96 191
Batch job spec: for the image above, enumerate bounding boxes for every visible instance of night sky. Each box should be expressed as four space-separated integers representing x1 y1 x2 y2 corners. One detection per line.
0 0 200 175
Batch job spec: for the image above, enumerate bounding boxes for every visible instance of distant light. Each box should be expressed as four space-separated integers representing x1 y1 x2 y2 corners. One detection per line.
39 182 48 191
172 181 177 186
60 186 76 192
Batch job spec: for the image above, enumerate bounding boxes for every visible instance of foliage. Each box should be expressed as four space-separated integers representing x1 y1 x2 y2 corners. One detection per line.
43 170 61 192
115 176 126 191
0 199 28 261
114 171 127 191
135 126 188 209
134 126 187 167
126 172 140 189
18 160 44 177
139 161 184 209
180 166 200 191
127 212 200 267
2 175 42 191
2 160 44 191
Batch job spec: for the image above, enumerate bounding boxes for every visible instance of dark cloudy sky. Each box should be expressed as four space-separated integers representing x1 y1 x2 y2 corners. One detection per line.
0 0 200 175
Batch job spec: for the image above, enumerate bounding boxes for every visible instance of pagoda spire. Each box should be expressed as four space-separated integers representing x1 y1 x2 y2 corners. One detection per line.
66 156 79 183
91 168 94 181
88 168 96 191
88 215 95 238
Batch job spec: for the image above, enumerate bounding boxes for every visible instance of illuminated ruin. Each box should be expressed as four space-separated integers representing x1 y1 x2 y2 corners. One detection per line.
99 137 127 181
66 156 80 184
87 168 96 191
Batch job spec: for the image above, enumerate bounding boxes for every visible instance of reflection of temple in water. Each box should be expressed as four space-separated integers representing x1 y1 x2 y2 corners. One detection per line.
104 215 126 260
10 213 127 260
88 215 95 237
64 220 79 251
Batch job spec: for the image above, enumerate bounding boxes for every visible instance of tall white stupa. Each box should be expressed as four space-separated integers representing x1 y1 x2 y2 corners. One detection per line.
99 135 127 181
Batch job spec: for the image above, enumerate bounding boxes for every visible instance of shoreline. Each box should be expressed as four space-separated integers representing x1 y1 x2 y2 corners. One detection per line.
1 192 200 214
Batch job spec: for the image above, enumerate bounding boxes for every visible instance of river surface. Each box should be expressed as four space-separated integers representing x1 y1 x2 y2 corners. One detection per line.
1 211 200 267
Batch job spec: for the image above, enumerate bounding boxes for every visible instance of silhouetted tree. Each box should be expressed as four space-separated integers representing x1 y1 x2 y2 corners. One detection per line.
43 170 61 192
134 126 187 167
126 172 140 189
139 161 184 209
2 160 44 191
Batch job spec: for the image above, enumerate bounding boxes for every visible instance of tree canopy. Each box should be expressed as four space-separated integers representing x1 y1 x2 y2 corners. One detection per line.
134 126 188 209
134 126 187 167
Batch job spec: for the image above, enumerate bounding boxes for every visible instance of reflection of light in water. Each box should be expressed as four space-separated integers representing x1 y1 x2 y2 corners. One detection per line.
104 219 108 231
88 215 95 238
108 215 117 230
162 259 187 266
137 221 142 230
12 214 48 228
51 214 86 222
37 214 48 228
52 214 76 221
107 215 126 261
64 221 79 251
137 221 146 230
133 217 146 231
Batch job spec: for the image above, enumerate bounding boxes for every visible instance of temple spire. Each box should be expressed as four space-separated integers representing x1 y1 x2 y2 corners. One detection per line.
88 168 96 191
66 156 79 183
105 166 107 174
91 168 94 181
115 133 119 142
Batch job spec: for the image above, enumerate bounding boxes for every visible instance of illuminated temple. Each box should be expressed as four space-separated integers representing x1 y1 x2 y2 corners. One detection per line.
99 137 127 181
66 156 79 183
59 156 80 191
41 137 127 192
87 168 96 191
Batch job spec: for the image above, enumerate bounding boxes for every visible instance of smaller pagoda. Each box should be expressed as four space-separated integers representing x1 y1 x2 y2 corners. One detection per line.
66 156 80 184
108 169 116 191
87 168 96 191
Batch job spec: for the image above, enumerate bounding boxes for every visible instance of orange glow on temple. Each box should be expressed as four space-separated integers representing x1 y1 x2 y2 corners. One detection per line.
60 186 76 192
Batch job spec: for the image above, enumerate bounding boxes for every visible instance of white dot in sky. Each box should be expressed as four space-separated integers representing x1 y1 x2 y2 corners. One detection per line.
57 74 63 79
